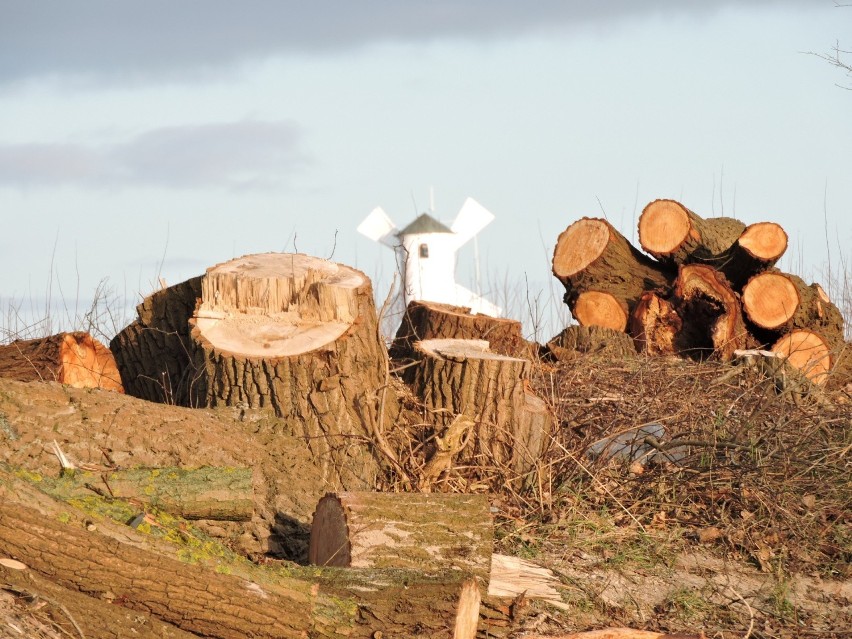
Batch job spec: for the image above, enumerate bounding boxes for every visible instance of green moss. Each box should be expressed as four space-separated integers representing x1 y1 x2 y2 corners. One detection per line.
13 468 44 483
57 511 71 524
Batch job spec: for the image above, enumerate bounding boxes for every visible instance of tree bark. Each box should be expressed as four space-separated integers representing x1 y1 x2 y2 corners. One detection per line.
28 466 254 521
546 325 637 361
709 221 788 288
391 300 532 360
742 271 846 342
674 264 749 361
638 199 746 265
0 332 123 392
309 491 493 587
552 218 672 330
406 339 551 489
0 468 482 639
628 292 683 356
524 630 703 639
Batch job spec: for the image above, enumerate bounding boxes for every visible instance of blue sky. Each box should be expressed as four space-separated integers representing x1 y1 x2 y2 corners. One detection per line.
1 1 849 339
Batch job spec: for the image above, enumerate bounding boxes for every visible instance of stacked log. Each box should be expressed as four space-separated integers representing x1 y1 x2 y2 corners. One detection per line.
552 200 846 384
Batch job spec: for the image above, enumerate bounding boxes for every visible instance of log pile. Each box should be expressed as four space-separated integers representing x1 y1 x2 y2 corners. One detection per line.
552 199 846 385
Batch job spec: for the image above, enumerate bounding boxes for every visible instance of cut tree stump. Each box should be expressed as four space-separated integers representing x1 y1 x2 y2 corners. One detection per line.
552 218 672 330
406 339 552 488
674 264 750 361
113 253 397 490
742 271 846 342
391 300 531 360
771 329 836 386
309 491 493 587
31 466 254 521
628 292 682 356
638 199 746 265
0 468 483 639
0 332 123 392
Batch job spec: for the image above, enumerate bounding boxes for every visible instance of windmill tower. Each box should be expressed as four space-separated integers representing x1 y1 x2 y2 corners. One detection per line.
358 196 501 317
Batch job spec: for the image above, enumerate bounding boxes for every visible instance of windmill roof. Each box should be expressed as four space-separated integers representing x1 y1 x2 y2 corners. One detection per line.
397 213 453 236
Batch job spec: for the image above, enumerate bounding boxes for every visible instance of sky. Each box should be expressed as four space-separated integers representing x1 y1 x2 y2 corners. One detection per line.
1 1 850 341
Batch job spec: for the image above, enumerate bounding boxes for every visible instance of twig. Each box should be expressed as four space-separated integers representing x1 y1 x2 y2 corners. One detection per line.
728 584 754 639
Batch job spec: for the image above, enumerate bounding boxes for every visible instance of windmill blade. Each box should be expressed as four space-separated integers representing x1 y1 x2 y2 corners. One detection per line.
451 197 494 246
454 284 502 318
357 207 398 247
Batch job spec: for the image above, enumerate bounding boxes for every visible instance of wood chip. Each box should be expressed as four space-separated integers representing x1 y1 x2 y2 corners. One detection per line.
0 557 28 570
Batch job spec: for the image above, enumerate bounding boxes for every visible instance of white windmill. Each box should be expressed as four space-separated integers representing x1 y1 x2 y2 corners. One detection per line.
358 196 501 317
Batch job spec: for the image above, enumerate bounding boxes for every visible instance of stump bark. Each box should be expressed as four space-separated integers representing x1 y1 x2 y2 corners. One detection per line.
0 332 123 392
309 491 493 587
391 300 530 359
406 339 552 488
552 218 672 330
638 199 746 265
674 264 749 361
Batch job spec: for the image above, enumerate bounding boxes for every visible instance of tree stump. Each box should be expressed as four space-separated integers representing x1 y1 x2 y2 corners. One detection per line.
406 339 551 488
112 253 396 490
391 300 531 360
552 218 672 330
638 199 746 265
309 491 493 587
674 264 749 361
0 332 123 392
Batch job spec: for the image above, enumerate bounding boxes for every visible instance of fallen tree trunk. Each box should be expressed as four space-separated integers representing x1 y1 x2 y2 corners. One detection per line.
552 218 672 331
674 264 750 361
391 300 531 360
406 339 552 488
771 328 836 386
112 253 398 490
309 491 493 587
638 199 746 265
710 221 788 288
28 465 254 521
0 468 482 639
0 332 123 392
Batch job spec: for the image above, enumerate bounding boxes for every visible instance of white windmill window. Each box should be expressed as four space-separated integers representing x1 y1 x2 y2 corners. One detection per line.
419 243 429 258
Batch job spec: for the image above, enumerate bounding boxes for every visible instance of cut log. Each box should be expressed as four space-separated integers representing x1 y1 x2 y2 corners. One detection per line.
0 468 482 639
406 339 552 488
309 491 493 587
638 199 746 265
391 300 531 360
572 291 629 332
552 218 673 329
546 325 637 361
112 253 397 490
28 465 254 521
771 329 836 386
742 271 846 341
0 332 123 392
710 221 788 288
674 264 749 361
628 292 682 356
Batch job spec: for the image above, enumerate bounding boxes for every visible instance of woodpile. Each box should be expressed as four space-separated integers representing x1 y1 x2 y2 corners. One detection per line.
552 199 845 385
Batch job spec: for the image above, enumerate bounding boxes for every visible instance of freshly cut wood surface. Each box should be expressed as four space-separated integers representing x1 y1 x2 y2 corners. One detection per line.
771 329 834 385
552 218 672 326
638 199 745 265
488 553 562 603
0 331 123 392
391 300 530 359
309 491 493 587
572 291 628 331
629 291 682 356
674 264 749 361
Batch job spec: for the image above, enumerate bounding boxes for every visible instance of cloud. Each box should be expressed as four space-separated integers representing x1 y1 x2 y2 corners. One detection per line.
0 0 815 85
0 120 306 189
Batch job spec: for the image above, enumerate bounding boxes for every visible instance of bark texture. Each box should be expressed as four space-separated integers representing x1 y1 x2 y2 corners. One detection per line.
406 339 552 488
0 332 123 392
710 221 788 288
309 491 493 587
546 325 637 361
